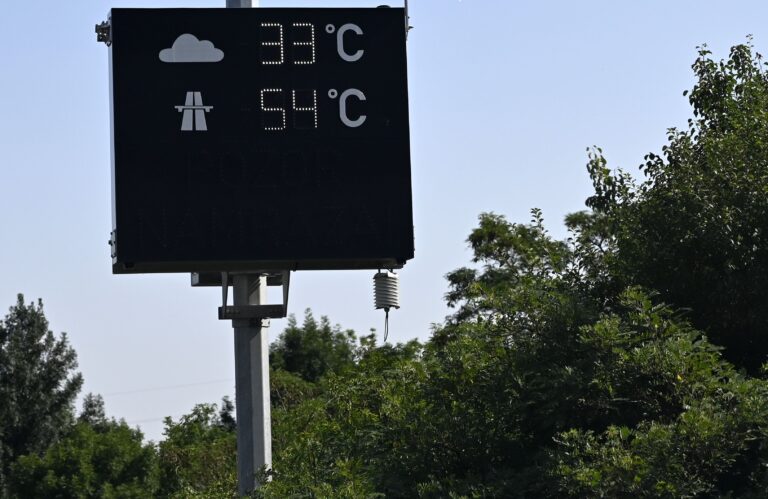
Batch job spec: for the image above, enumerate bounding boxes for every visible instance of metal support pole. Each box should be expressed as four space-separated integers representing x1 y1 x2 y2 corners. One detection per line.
233 274 271 495
226 0 252 7
225 4 265 496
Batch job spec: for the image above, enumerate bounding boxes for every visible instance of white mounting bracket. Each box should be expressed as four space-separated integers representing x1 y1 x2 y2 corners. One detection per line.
191 271 290 322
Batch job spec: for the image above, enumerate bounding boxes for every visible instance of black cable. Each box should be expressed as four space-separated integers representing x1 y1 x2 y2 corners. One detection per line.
384 308 389 343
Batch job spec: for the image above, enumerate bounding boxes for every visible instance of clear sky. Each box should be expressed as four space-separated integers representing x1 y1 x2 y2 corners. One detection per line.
2 0 767 442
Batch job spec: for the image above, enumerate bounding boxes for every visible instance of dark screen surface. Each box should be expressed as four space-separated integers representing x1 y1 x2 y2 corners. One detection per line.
108 8 413 273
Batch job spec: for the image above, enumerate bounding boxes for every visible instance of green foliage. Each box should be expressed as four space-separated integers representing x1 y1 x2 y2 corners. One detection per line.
554 377 768 498
270 310 357 382
79 393 109 431
157 401 237 498
418 213 745 495
8 396 158 498
586 39 768 372
444 209 574 323
0 294 83 495
270 368 321 411
263 339 423 498
218 396 237 433
428 204 768 496
9 422 158 498
263 205 768 496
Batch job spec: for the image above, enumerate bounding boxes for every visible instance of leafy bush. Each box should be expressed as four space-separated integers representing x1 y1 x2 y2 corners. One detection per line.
10 419 157 498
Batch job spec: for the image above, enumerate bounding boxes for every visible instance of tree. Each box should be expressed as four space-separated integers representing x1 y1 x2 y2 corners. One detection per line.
414 212 754 496
218 396 236 433
10 423 157 498
270 309 357 382
9 397 158 498
269 368 320 411
586 39 768 372
263 211 768 497
79 393 109 430
263 338 423 498
157 401 237 498
0 294 83 494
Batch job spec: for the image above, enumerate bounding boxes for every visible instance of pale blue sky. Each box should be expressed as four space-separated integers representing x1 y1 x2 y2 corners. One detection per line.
1 0 767 441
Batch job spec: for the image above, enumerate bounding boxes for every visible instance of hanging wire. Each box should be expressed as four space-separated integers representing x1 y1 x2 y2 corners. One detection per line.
384 308 390 342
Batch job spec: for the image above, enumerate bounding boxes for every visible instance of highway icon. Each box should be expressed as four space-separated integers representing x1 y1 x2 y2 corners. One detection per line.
175 92 213 131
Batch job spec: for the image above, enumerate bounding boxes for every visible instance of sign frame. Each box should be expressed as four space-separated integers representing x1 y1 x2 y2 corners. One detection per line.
108 7 414 274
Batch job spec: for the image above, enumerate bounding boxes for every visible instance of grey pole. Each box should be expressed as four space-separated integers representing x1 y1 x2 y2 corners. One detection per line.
226 0 253 7
224 4 268 496
233 274 271 495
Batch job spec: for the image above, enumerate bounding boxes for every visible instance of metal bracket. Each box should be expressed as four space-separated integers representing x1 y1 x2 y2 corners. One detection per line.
95 20 111 46
404 0 413 40
108 230 117 259
214 270 291 322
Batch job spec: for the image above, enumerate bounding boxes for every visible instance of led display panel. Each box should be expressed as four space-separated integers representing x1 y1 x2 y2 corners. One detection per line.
108 8 413 273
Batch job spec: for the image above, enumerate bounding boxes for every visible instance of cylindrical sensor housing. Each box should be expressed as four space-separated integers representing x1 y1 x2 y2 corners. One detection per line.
374 270 400 310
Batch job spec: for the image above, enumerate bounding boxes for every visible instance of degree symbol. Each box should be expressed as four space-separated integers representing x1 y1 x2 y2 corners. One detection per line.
325 24 336 34
328 89 338 99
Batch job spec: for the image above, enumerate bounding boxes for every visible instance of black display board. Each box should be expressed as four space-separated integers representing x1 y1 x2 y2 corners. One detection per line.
108 8 413 273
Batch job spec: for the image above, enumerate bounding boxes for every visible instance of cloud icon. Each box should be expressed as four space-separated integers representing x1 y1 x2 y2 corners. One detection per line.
159 34 224 63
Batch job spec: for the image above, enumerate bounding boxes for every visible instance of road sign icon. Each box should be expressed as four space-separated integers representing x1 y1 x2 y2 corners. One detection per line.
175 92 213 131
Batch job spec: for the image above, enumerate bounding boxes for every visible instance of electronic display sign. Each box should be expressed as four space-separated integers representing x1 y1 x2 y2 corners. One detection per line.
108 8 413 273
